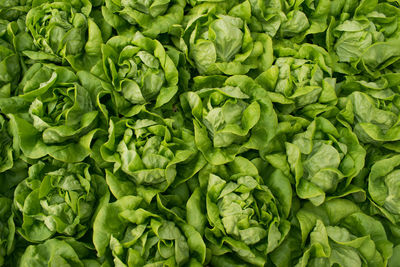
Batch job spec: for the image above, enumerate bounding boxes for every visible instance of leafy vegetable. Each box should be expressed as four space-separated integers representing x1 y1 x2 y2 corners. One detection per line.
102 0 186 38
1 0 400 266
181 75 277 164
25 0 93 63
20 238 102 267
294 199 393 267
96 31 180 112
0 196 14 266
101 109 203 202
200 157 292 266
14 161 109 242
286 117 366 206
93 195 205 266
182 7 273 75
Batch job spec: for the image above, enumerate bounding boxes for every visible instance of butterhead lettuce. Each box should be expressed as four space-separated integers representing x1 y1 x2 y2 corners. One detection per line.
0 0 399 266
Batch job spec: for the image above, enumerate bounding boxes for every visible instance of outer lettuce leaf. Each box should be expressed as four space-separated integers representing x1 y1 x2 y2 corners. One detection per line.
0 16 32 98
0 39 20 92
19 238 102 267
0 115 13 173
0 196 15 266
0 1 30 22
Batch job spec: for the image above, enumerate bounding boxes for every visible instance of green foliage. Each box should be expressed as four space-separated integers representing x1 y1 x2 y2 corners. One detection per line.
0 0 400 266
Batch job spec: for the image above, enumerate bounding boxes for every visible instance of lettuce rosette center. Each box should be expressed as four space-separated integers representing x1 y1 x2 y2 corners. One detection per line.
118 120 174 186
